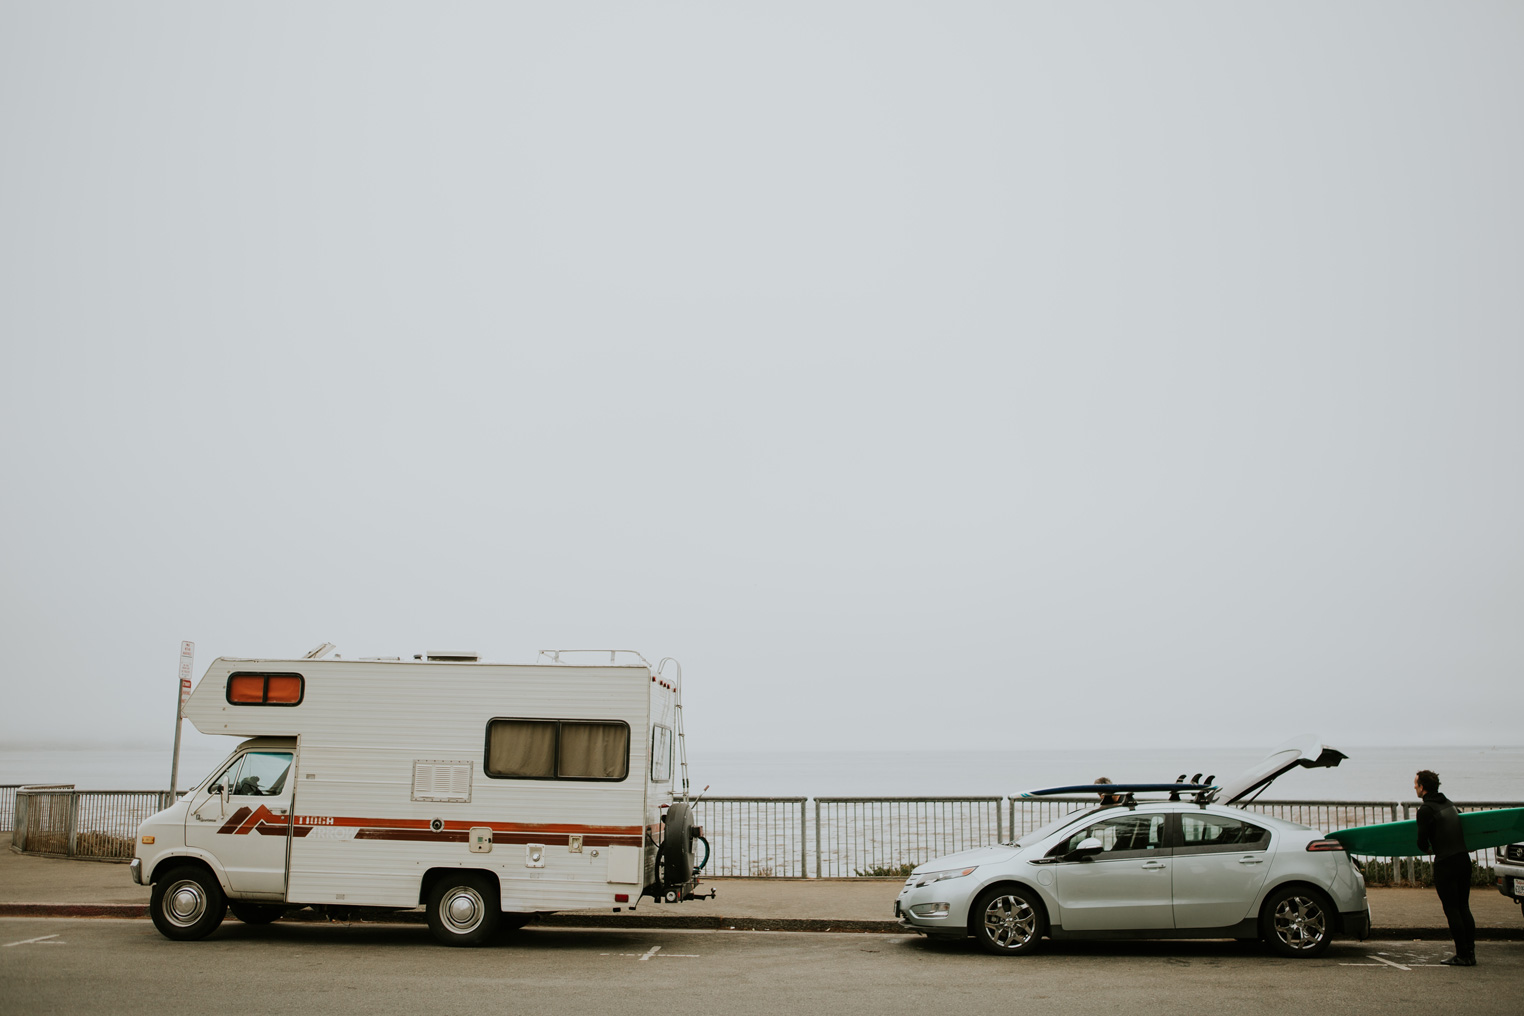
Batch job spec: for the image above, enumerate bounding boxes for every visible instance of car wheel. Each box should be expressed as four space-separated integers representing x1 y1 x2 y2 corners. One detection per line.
1260 885 1333 958
427 873 500 946
972 885 1045 956
150 865 227 941
228 901 284 925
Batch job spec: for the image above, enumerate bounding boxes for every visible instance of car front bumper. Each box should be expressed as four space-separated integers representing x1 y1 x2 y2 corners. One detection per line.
895 879 979 934
129 858 143 885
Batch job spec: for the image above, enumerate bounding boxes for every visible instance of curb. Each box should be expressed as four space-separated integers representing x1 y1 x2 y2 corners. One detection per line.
2 904 1522 939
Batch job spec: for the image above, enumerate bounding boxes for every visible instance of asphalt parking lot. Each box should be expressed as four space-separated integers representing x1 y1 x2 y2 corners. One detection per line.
3 919 1520 1016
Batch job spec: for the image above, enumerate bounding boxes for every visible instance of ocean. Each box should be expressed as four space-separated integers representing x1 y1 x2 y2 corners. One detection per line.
3 742 1521 802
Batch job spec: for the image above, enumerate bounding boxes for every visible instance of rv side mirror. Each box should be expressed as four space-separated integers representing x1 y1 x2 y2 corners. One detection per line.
220 783 230 807
1066 837 1104 862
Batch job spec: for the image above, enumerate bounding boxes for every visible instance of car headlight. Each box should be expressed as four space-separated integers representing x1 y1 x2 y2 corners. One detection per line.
913 866 977 887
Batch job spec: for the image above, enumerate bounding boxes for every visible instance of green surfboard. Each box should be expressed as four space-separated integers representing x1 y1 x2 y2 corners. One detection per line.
1327 807 1524 857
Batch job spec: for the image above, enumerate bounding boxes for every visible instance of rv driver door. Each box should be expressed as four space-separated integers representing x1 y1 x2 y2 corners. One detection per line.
184 750 295 896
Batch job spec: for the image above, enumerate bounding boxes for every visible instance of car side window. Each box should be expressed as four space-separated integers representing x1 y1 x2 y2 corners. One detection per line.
1051 813 1169 859
1177 813 1269 854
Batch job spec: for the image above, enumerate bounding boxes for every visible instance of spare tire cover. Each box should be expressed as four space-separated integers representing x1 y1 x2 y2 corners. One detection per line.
660 802 695 886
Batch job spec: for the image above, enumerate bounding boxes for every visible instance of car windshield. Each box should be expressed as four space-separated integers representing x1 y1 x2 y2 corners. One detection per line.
1011 807 1099 847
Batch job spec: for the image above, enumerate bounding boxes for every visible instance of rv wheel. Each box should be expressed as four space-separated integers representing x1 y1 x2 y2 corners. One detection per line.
427 873 501 947
150 865 227 941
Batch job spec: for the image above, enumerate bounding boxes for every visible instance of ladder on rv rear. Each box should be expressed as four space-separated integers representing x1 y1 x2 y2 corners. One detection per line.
656 657 690 801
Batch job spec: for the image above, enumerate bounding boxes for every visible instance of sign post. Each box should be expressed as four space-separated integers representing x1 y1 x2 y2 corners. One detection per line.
170 641 194 795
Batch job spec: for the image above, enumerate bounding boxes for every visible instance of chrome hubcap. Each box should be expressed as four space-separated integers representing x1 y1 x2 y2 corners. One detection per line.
983 895 1037 950
165 880 207 927
442 886 485 934
1272 895 1327 950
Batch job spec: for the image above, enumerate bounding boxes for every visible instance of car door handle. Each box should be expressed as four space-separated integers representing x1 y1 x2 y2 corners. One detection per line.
269 807 288 816
1238 857 1264 865
1140 861 1167 870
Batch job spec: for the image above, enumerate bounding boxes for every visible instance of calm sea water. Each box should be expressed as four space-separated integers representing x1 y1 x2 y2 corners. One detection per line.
3 743 1521 802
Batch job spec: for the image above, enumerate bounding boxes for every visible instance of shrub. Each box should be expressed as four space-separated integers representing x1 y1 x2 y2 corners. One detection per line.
1356 858 1494 888
855 862 915 878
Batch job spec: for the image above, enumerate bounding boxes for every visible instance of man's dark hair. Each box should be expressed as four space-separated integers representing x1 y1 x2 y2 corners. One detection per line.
1416 769 1440 795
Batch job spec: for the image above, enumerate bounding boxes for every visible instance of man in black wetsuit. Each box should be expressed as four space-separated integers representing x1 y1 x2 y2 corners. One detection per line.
1415 769 1476 966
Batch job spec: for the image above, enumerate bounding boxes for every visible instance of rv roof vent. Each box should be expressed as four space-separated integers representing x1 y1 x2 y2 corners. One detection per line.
425 651 479 662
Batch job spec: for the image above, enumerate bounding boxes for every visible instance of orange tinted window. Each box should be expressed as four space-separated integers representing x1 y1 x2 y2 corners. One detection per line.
228 675 266 703
265 676 302 703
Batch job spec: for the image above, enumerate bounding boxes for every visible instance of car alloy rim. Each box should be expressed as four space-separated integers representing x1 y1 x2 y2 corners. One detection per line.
442 886 486 934
983 894 1037 949
165 879 208 927
1272 895 1326 950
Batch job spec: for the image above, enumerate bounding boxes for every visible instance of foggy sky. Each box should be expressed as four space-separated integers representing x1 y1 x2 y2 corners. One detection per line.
2 3 1520 762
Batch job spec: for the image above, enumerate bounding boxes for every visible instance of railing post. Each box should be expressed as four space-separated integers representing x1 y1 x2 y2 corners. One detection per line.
13 793 28 851
799 799 807 878
66 791 79 858
813 799 821 879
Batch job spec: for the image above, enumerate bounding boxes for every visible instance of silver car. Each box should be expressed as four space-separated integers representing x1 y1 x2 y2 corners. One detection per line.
1493 841 1524 912
896 737 1370 958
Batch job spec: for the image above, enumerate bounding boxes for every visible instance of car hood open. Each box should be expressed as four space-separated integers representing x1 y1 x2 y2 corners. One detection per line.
1210 734 1348 804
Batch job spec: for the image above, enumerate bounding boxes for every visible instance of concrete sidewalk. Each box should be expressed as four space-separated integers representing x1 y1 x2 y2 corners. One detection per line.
4 835 1521 938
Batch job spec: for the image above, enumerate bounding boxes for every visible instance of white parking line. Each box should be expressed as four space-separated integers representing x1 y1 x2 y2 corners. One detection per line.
3 934 64 948
1338 952 1413 971
598 945 701 960
1369 955 1412 971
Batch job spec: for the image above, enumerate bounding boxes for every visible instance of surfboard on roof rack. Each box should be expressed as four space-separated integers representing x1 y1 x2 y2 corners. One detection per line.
1019 783 1215 798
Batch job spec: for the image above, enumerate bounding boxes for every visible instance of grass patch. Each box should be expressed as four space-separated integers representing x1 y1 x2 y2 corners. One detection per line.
855 862 915 878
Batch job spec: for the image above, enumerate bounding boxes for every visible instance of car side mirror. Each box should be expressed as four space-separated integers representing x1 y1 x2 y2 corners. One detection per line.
220 783 230 807
1066 836 1104 862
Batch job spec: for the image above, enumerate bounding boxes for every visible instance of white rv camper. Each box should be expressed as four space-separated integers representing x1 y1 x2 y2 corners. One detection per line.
132 647 705 945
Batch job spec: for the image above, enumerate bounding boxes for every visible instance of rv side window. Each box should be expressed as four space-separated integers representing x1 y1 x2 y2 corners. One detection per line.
651 725 673 783
484 719 630 782
226 672 305 706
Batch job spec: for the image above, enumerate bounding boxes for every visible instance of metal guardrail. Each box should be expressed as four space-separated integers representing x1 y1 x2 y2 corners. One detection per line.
2 784 72 836
9 787 1522 874
0 785 17 833
694 797 808 877
814 797 1003 878
12 789 173 861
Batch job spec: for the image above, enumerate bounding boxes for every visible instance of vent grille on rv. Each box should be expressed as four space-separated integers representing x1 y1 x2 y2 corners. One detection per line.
423 651 479 662
412 761 473 803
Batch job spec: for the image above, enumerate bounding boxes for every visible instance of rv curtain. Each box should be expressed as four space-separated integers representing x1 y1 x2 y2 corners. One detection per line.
558 722 629 779
486 720 557 778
